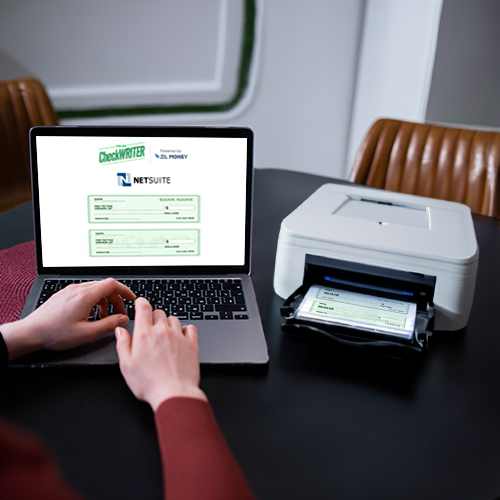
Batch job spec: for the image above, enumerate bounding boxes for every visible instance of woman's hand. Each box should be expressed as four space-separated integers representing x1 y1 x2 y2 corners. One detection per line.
1 278 135 360
116 297 207 411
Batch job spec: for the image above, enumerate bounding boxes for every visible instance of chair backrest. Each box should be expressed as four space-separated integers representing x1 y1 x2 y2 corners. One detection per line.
349 118 500 218
0 77 58 213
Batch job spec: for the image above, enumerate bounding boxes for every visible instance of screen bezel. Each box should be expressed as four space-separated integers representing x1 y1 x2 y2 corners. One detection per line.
29 125 254 276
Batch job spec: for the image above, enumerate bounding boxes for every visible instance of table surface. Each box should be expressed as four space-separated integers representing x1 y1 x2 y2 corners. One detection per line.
1 169 500 500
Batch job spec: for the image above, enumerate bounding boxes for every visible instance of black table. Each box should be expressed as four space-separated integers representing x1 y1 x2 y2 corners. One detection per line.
1 169 500 500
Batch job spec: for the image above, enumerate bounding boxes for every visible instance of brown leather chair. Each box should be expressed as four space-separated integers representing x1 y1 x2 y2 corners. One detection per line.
0 77 58 213
349 118 500 218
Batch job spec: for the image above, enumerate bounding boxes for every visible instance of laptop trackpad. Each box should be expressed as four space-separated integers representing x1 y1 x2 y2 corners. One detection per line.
84 331 119 364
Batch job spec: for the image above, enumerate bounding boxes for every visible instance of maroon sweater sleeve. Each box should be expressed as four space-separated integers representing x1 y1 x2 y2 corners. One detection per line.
154 397 256 500
0 419 83 500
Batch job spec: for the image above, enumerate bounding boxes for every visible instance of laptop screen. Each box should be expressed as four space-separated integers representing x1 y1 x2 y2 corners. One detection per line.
30 127 253 275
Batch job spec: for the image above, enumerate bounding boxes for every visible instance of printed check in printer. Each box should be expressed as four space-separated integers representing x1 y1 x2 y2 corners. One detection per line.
274 184 478 355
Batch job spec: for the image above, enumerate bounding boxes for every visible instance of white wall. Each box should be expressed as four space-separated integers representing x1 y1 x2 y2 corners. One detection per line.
64 0 366 178
0 0 244 108
0 1 446 179
230 0 365 175
426 0 500 130
0 0 366 178
347 0 443 176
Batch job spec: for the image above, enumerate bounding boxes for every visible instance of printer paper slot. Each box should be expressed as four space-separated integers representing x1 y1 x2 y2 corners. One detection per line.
295 284 417 340
280 255 437 356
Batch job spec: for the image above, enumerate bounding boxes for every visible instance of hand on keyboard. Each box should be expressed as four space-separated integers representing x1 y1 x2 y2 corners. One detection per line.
115 297 207 410
1 278 136 360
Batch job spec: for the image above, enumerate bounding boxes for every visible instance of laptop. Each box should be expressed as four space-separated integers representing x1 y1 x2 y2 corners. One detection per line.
15 126 269 367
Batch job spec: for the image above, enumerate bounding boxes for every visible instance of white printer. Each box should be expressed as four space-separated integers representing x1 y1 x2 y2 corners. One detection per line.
274 183 478 332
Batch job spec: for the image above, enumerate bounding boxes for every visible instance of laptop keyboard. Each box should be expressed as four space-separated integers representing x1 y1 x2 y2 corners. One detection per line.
37 278 248 321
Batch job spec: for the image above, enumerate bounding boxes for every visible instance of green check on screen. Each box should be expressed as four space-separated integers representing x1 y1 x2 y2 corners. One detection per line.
89 229 200 257
88 195 200 223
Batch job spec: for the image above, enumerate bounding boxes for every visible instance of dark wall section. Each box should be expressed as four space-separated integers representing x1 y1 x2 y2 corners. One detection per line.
426 0 500 128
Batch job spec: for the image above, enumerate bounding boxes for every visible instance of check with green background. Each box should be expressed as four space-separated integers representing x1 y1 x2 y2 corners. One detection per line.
89 229 200 257
88 195 200 223
296 285 417 338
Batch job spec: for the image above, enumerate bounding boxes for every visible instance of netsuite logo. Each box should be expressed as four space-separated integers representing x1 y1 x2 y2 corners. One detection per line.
117 173 171 186
100 143 146 164
117 173 131 186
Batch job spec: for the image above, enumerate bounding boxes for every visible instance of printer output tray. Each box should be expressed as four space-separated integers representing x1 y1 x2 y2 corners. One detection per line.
280 255 436 358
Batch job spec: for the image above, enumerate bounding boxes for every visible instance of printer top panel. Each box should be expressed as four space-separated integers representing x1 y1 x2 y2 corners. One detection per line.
283 184 478 264
334 198 429 229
